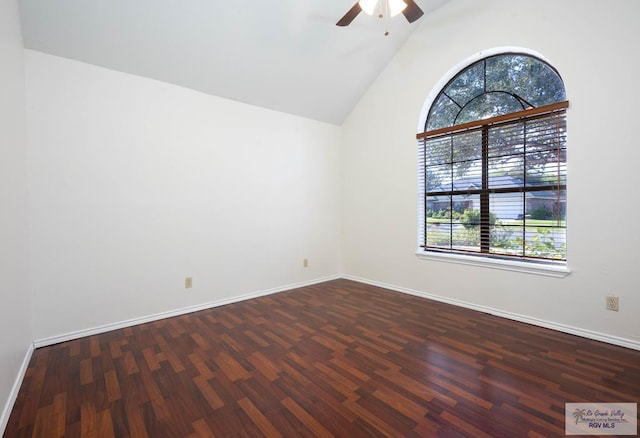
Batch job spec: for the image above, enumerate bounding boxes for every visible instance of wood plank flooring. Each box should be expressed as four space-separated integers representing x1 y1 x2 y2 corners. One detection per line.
5 279 640 437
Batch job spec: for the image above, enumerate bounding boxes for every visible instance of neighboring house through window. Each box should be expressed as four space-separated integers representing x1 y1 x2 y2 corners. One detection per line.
417 50 569 273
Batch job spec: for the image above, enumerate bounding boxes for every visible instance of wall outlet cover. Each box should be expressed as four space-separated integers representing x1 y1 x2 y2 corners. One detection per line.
606 295 619 311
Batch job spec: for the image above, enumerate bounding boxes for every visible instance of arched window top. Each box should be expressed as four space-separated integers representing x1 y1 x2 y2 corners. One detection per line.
425 53 566 131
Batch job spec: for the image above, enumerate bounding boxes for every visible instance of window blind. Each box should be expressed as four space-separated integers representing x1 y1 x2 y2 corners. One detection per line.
417 101 569 262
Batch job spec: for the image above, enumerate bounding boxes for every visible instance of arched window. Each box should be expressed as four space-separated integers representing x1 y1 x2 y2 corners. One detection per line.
417 51 569 271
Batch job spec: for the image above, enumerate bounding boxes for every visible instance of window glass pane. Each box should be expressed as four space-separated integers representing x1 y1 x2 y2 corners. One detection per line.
452 195 480 252
443 61 484 108
486 55 566 107
451 165 481 192
488 162 524 190
524 115 567 186
452 130 482 164
424 137 451 170
456 93 524 124
426 222 451 248
488 122 525 159
426 163 451 192
426 194 452 248
491 223 524 256
530 166 567 187
426 93 459 131
526 163 566 188
525 114 566 148
523 226 566 260
451 130 482 189
490 192 525 221
526 189 566 223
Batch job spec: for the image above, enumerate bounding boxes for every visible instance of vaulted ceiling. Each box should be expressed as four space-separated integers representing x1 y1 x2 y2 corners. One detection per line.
18 0 448 125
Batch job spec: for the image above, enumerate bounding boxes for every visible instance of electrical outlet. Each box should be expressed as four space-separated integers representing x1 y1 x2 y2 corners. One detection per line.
606 295 619 311
185 277 193 289
303 258 309 268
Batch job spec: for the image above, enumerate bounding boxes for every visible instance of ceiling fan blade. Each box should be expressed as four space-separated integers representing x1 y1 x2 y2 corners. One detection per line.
402 0 424 23
336 2 362 27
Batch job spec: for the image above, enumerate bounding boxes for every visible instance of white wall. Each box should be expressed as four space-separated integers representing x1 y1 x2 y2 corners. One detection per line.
342 0 640 346
26 51 342 341
0 0 32 429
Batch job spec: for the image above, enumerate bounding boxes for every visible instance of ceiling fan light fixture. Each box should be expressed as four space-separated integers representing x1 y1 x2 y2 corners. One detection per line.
337 0 422 28
358 0 408 18
358 0 378 16
388 0 408 17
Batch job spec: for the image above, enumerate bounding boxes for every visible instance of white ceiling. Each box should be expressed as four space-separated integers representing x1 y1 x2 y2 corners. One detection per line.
18 0 448 125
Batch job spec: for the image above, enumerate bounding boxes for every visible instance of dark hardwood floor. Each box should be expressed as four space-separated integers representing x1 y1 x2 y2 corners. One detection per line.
5 279 640 437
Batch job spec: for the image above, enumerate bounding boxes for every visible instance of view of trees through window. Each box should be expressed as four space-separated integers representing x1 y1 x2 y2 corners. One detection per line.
419 53 568 262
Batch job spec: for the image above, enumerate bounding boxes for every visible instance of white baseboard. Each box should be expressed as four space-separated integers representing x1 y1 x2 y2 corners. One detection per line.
0 342 34 436
31 272 640 351
343 275 640 351
34 275 341 348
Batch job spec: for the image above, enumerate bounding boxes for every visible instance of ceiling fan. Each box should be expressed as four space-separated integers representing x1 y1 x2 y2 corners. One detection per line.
336 0 424 28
